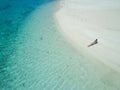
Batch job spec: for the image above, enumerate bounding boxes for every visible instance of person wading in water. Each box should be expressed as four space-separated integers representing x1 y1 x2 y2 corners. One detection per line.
88 39 98 47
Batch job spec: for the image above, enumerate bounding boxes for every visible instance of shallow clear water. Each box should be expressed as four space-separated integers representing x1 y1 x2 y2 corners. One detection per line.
0 0 120 90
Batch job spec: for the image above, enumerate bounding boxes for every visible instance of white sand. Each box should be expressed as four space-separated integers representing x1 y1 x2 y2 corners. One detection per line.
55 0 120 72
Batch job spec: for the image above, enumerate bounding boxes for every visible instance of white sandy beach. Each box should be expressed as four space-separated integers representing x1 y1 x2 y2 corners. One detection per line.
55 0 120 72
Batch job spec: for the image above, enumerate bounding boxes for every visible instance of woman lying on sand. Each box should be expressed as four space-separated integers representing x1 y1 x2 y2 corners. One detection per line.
88 39 98 47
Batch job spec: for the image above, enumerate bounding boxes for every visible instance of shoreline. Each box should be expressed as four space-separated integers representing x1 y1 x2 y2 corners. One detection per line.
55 0 120 72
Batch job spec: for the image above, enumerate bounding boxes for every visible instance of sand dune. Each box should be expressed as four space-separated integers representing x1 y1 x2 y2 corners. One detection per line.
55 0 120 72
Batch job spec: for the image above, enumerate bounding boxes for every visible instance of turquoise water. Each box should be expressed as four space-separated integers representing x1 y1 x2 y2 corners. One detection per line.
0 0 120 90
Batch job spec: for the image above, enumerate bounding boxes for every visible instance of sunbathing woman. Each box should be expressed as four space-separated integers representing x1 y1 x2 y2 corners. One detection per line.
88 39 98 47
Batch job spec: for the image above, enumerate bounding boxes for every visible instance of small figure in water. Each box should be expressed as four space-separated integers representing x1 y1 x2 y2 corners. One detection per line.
88 39 98 47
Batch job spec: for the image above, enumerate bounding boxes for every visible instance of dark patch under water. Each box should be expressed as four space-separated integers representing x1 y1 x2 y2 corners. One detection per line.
0 5 11 11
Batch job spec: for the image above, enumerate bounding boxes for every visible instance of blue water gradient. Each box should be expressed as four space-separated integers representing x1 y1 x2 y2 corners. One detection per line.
0 0 57 89
0 0 56 60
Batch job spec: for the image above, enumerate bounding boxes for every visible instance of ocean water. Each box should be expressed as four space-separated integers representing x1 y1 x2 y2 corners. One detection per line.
0 0 120 90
